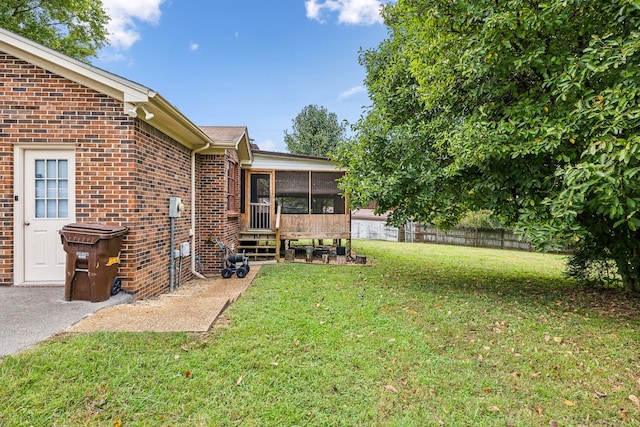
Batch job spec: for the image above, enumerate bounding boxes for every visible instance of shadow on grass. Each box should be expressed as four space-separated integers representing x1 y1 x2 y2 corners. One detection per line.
354 240 640 322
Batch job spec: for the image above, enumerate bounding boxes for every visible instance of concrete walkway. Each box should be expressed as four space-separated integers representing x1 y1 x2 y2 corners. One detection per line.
67 266 259 333
0 266 260 358
0 286 133 359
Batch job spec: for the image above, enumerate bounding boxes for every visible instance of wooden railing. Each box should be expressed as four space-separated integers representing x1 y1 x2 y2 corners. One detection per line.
275 204 282 261
249 201 271 230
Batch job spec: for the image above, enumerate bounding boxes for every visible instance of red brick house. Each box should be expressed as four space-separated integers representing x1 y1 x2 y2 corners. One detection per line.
0 28 349 299
0 28 252 298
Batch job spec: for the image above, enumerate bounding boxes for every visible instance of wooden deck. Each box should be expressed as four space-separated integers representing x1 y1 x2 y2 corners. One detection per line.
239 207 351 261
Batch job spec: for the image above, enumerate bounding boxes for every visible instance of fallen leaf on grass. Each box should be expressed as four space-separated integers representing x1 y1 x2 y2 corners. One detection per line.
553 337 563 344
563 399 575 407
630 394 640 407
185 370 192 378
550 421 558 427
384 385 398 393
236 375 243 386
534 406 543 415
487 406 500 412
621 409 631 422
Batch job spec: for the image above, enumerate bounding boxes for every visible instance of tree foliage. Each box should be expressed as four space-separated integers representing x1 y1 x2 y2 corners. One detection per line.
285 104 347 157
335 0 640 291
0 0 110 61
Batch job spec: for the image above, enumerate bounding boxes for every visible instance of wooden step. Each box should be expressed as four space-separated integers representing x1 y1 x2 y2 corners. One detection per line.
239 231 278 261
240 231 276 239
244 251 277 262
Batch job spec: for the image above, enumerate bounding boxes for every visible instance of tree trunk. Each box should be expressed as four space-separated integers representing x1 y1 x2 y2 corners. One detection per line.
611 246 640 294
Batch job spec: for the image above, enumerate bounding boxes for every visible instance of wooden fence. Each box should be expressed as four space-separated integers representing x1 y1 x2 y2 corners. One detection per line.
405 223 533 251
351 214 535 251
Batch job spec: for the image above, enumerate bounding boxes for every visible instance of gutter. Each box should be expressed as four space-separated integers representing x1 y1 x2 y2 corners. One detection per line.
191 142 211 279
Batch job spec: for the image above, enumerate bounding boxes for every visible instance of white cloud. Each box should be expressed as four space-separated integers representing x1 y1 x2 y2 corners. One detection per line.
339 85 365 100
189 42 199 51
257 139 277 151
99 51 127 63
102 0 165 49
305 0 384 25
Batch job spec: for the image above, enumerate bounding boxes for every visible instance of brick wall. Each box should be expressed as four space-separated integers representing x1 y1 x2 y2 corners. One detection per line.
0 52 224 298
0 53 138 286
122 121 193 298
0 58 13 283
198 150 240 275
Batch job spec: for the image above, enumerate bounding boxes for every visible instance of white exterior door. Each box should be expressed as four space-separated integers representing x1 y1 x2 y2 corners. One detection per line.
22 150 75 283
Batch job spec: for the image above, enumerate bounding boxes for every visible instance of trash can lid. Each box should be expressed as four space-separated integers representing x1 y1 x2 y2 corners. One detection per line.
60 223 128 242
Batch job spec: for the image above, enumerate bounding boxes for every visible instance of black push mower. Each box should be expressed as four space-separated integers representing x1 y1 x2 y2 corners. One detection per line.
216 238 250 279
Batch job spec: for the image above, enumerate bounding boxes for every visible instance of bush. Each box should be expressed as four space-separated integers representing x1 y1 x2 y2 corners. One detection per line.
565 239 623 289
457 210 504 229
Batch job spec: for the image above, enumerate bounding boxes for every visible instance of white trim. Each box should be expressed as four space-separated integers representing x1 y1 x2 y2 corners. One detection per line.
0 27 152 104
247 152 344 171
13 144 75 285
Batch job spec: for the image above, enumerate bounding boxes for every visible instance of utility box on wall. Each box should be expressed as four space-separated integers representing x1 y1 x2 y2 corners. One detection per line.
180 242 190 257
169 197 184 218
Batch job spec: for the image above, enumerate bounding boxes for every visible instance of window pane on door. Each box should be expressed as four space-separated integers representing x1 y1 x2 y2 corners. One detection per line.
35 180 45 199
34 159 70 219
58 199 69 217
35 160 45 178
58 160 68 179
47 200 57 217
35 200 45 218
58 180 68 198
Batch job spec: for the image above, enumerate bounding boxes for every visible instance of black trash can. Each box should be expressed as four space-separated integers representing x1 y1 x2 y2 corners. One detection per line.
59 223 128 302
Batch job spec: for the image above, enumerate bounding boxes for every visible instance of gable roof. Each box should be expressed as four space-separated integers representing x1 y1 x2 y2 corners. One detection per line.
0 27 253 163
199 126 253 165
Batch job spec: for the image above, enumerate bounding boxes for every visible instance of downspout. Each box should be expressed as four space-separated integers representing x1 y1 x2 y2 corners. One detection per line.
191 142 210 279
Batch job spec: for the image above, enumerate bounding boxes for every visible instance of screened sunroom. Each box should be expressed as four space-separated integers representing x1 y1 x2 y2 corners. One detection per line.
238 150 351 260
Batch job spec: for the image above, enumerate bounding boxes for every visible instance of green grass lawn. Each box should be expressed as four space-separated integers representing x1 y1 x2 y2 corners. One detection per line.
1 240 639 426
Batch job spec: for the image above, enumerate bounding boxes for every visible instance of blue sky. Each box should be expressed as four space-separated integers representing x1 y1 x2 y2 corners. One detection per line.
94 1 389 152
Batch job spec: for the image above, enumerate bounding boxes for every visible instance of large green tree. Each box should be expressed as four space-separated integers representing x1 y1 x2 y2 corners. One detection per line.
285 104 347 157
0 0 110 61
336 0 640 291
